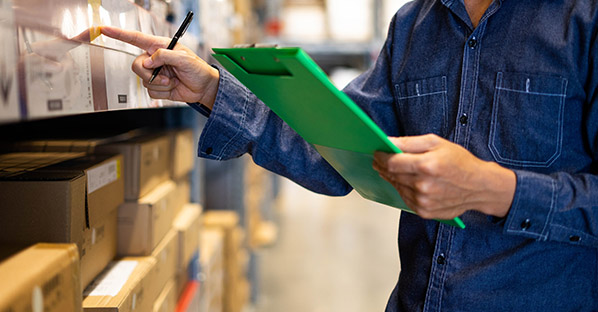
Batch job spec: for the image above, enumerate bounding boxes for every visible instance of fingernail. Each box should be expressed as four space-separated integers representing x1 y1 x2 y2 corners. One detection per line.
160 77 168 85
143 58 153 67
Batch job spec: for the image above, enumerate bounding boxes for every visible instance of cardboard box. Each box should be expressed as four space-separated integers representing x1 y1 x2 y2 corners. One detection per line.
151 230 178 301
0 0 20 123
97 133 171 200
198 229 224 312
0 153 124 288
153 279 176 312
83 257 156 312
170 129 195 180
0 243 82 312
118 180 177 256
173 177 191 217
173 204 201 272
202 211 249 312
173 204 202 296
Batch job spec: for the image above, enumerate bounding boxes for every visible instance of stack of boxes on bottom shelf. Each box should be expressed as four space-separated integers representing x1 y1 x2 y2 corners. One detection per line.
201 211 250 312
0 128 210 312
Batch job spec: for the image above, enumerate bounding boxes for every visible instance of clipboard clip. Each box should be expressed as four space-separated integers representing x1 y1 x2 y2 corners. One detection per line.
233 43 279 48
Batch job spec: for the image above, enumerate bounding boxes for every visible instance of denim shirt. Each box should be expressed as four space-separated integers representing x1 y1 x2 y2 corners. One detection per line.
196 0 598 310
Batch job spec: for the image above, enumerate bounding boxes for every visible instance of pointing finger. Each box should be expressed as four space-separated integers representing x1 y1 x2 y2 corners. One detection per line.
100 26 168 53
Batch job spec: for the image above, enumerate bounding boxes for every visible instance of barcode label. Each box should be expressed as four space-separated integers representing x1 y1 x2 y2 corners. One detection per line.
87 160 118 194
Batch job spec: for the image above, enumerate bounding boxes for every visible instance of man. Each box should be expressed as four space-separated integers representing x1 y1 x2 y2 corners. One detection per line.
101 0 598 310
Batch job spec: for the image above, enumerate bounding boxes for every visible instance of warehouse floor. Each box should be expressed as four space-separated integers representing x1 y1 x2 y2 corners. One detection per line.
254 178 401 312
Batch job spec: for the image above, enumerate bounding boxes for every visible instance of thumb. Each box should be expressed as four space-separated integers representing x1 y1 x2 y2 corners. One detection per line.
388 134 443 153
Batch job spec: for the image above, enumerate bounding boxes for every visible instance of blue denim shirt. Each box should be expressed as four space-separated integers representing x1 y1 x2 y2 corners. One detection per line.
196 0 598 310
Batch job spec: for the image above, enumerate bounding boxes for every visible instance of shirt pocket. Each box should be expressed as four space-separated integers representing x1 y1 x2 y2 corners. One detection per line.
395 76 448 137
489 72 567 168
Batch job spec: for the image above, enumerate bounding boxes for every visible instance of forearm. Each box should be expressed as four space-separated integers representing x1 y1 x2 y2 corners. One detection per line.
198 67 352 196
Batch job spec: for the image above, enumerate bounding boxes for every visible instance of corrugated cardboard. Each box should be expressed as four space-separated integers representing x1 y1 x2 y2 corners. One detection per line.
198 229 224 312
150 230 178 301
0 153 124 288
0 243 82 312
169 129 195 180
118 180 177 256
173 204 202 297
153 279 176 312
83 257 156 312
202 211 248 312
97 133 171 200
172 177 191 221
173 204 201 271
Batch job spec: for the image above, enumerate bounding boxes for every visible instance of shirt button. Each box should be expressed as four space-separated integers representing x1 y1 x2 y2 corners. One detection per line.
436 253 446 265
521 219 531 230
205 147 213 155
569 235 581 242
468 38 477 49
459 114 468 125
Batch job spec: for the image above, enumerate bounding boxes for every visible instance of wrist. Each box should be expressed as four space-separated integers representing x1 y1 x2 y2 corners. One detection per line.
198 66 220 109
480 162 516 218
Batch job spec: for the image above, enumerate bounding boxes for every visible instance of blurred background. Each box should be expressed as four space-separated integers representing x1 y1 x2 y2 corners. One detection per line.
0 0 410 311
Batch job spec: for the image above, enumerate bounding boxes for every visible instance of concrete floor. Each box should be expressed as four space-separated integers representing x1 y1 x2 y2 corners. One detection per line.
254 178 401 312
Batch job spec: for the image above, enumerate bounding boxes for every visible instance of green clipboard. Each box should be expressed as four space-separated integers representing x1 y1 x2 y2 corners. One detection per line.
213 47 465 229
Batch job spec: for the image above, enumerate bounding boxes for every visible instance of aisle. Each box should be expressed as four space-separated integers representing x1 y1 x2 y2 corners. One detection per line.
255 178 401 312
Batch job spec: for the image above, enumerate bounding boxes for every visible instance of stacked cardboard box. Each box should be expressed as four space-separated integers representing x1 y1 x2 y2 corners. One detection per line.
202 211 249 312
117 180 177 256
95 132 182 312
154 279 177 312
0 243 82 312
0 127 200 312
169 129 195 217
198 229 224 312
0 153 124 289
96 133 171 200
100 129 200 312
244 159 278 248
172 204 202 297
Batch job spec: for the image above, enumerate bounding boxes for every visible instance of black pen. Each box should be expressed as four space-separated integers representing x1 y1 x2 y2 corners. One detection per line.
149 11 193 83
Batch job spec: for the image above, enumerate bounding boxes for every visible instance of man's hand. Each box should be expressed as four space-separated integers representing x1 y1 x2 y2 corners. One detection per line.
373 134 516 220
100 26 219 108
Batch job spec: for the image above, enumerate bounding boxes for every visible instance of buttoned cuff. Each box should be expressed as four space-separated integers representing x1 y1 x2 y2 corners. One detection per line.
197 66 250 160
504 170 556 240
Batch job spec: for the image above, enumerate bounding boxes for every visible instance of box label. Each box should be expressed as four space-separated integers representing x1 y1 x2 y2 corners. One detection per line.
87 160 119 194
84 260 138 297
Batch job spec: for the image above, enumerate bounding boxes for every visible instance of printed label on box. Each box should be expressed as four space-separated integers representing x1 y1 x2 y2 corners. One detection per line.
21 27 94 118
87 160 119 194
84 260 138 297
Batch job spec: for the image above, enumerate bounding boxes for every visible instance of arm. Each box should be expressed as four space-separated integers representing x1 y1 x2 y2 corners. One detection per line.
99 26 352 196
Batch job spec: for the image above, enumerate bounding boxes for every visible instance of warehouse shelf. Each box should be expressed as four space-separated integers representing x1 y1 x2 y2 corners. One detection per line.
0 0 199 125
